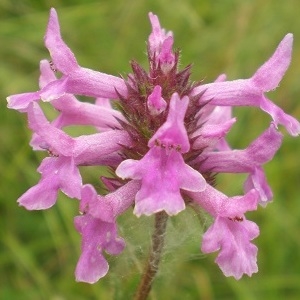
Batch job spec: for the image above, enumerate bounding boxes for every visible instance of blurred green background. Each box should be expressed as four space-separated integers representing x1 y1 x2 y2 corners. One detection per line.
1 0 300 299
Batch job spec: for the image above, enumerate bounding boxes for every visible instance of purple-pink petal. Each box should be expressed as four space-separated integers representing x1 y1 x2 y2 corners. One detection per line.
7 92 41 112
148 12 173 56
187 184 258 218
18 156 81 210
116 147 205 216
192 117 236 150
158 36 175 70
149 93 190 153
192 34 300 136
252 33 293 91
80 181 138 221
45 8 78 73
7 8 298 283
17 175 59 210
103 180 141 217
147 85 167 115
199 123 283 173
259 96 300 136
244 166 273 203
27 102 131 166
201 216 259 279
58 157 82 198
80 184 114 223
27 102 75 156
44 8 127 99
74 214 125 284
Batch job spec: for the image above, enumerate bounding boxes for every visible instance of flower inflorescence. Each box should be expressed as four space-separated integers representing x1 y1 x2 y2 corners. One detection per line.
7 8 300 283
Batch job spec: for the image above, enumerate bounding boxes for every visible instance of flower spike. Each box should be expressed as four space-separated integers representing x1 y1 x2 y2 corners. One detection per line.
7 8 299 284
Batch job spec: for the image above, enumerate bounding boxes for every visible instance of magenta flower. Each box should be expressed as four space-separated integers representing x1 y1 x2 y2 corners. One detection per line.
7 8 299 285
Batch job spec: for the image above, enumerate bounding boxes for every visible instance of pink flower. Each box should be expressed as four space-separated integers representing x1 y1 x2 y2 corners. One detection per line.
192 34 300 136
74 183 139 283
116 93 206 216
148 12 175 71
187 184 259 279
8 8 299 282
74 214 125 283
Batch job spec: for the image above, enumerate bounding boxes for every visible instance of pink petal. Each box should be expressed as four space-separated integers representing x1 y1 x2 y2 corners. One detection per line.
17 176 59 210
7 92 41 112
80 184 114 222
27 102 75 156
17 156 81 210
116 147 205 216
74 214 125 284
201 216 259 279
103 180 141 217
80 181 138 221
244 167 273 204
252 34 293 91
147 85 167 115
44 8 79 73
149 93 190 153
27 102 131 165
58 157 82 198
187 184 258 218
148 12 173 56
192 34 300 136
39 59 56 88
44 8 127 99
199 123 283 173
159 36 175 71
192 118 236 149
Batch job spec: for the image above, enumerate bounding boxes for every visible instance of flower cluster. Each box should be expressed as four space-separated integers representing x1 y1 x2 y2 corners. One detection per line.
7 8 299 283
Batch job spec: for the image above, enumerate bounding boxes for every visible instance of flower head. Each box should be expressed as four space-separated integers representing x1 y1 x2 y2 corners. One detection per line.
7 8 299 283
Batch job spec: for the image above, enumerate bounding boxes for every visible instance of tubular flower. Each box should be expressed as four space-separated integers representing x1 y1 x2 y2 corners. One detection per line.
7 8 299 283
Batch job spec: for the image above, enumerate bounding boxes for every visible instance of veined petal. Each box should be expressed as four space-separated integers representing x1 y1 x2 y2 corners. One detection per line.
201 216 259 279
116 147 205 216
252 33 293 91
80 181 138 221
148 12 173 56
27 102 132 164
149 93 190 153
44 8 127 99
192 118 236 149
147 85 167 115
39 60 126 130
80 184 114 222
45 8 78 72
17 175 59 210
27 102 75 156
199 123 283 173
192 34 300 136
244 166 273 204
74 214 125 284
187 184 258 218
18 156 81 210
7 92 41 112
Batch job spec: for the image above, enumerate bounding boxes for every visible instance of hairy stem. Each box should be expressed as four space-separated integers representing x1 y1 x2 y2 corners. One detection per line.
134 211 169 300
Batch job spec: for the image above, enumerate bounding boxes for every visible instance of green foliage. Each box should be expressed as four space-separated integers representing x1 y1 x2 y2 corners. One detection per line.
1 0 299 299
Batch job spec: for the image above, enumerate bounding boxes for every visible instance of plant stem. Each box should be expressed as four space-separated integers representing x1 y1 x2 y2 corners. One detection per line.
134 211 169 300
